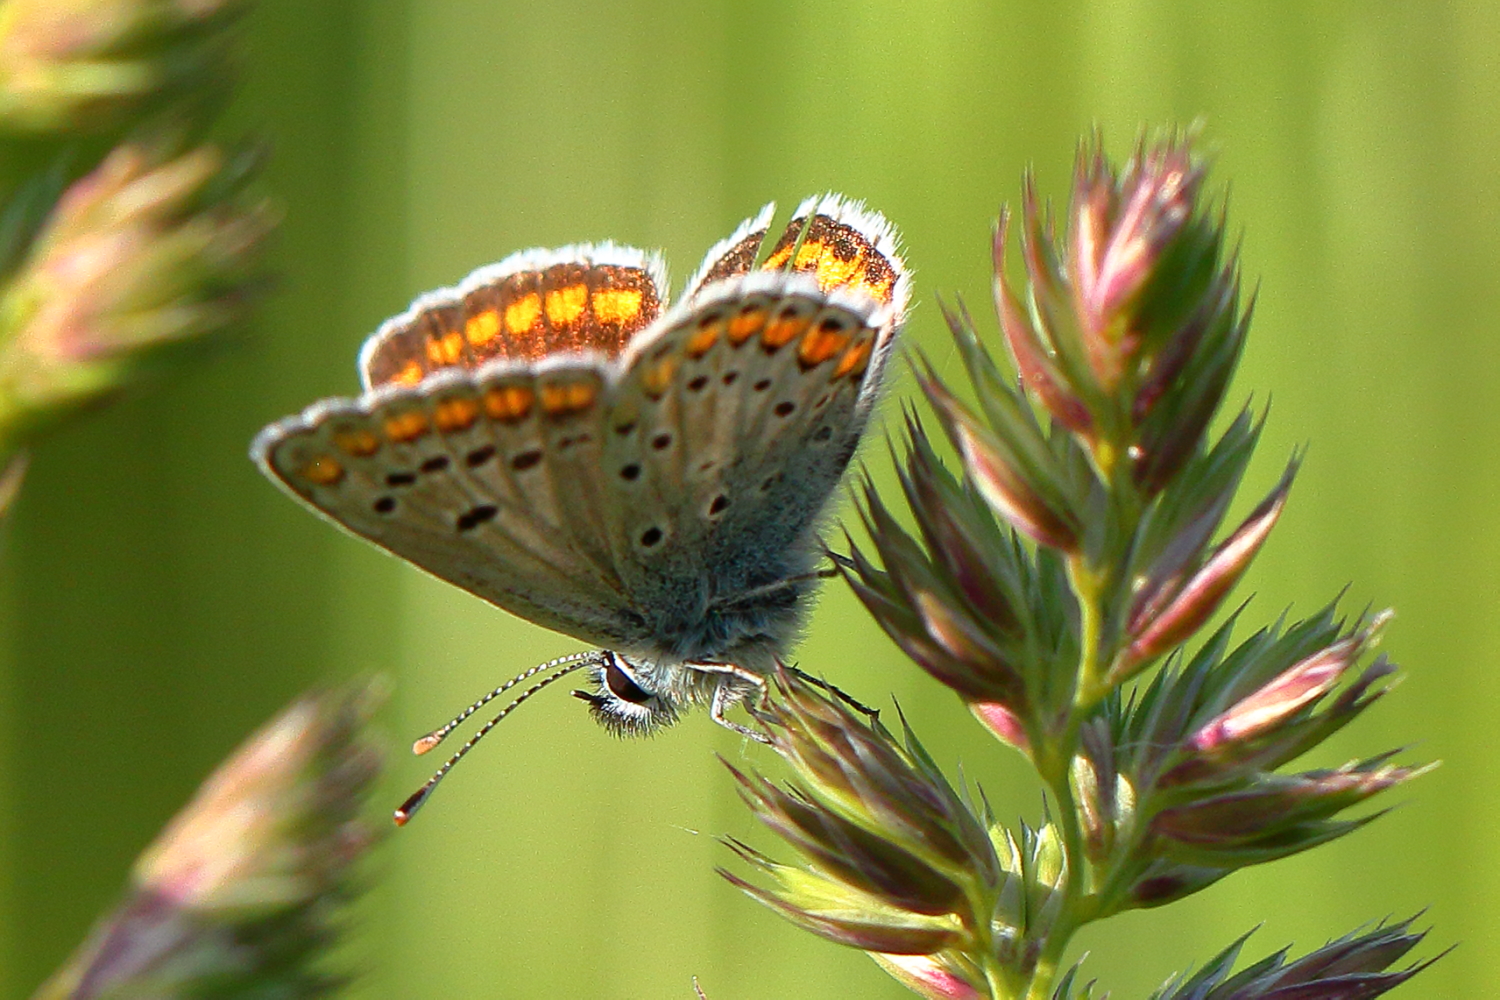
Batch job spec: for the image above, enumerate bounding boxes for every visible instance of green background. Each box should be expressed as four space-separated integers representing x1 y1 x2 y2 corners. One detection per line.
1 1 1493 997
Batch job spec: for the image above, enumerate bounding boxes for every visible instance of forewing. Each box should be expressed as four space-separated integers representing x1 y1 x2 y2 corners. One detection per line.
358 245 668 391
253 359 650 650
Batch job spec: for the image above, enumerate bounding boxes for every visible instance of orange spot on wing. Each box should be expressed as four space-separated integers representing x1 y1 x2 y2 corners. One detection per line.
393 360 425 386
798 320 852 368
833 338 874 380
505 293 542 334
540 379 598 416
302 454 344 485
761 311 809 351
333 429 380 457
483 384 534 423
761 246 792 271
767 229 896 306
684 317 720 359
641 355 678 400
813 249 863 290
793 239 828 270
592 288 642 326
384 410 430 442
466 309 501 346
728 307 766 345
545 284 589 327
440 331 466 364
435 396 480 432
851 272 895 305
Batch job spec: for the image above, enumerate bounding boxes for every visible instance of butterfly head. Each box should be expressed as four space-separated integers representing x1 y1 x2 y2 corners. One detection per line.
571 650 681 737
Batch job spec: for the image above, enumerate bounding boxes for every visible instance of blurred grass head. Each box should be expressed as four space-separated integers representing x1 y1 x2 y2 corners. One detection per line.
32 682 384 1000
0 137 272 457
0 0 248 133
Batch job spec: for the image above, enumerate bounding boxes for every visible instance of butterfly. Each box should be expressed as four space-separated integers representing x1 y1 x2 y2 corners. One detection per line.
252 194 910 820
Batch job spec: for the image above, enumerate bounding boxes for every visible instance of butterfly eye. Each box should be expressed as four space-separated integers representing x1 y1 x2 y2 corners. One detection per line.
574 652 679 737
604 654 653 704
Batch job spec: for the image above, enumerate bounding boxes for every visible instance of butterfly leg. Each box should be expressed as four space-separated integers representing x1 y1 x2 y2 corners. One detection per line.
688 661 773 743
711 683 772 743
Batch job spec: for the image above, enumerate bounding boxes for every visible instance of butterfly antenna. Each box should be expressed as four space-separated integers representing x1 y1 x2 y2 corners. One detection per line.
410 651 600 754
394 653 600 826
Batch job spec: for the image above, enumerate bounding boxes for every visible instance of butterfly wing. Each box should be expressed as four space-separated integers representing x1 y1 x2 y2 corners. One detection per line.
254 197 909 665
254 356 657 649
596 196 910 664
358 244 668 391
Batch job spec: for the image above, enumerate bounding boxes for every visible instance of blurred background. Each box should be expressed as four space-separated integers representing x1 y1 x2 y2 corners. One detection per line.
0 1 1494 997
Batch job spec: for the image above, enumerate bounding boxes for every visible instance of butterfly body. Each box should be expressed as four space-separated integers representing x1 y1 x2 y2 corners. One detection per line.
254 195 908 743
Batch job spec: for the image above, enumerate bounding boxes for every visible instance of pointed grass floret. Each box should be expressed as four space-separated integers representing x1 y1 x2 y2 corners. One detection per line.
720 671 1000 955
762 129 1436 998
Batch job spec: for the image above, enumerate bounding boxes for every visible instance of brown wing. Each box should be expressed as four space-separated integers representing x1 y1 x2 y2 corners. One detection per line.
358 244 668 391
681 195 907 312
760 194 905 308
